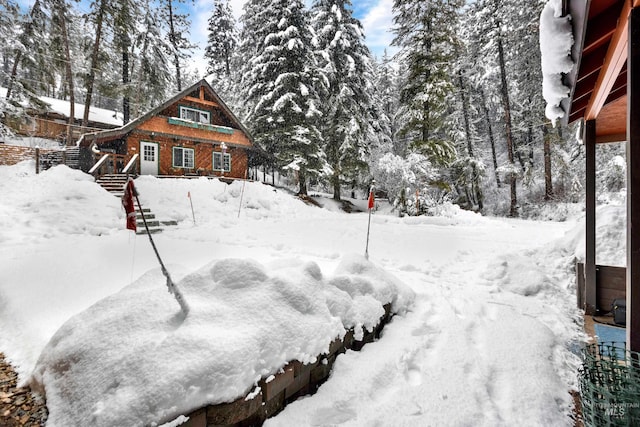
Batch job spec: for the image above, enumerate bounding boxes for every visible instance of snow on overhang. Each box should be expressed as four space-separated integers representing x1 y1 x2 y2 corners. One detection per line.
539 0 575 126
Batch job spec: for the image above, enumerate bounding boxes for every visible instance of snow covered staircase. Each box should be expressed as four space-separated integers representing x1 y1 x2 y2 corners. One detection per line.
96 174 128 197
135 208 178 235
94 175 178 234
64 146 80 169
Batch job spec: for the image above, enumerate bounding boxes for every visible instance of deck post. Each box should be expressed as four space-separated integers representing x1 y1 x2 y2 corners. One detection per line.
585 119 597 315
627 6 640 353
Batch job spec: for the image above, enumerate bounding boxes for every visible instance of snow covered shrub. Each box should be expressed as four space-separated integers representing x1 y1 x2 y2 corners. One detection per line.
601 155 626 193
373 152 438 215
449 157 485 211
404 185 453 216
496 162 521 182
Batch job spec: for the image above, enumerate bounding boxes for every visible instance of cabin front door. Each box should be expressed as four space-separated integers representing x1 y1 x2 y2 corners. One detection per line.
140 141 159 175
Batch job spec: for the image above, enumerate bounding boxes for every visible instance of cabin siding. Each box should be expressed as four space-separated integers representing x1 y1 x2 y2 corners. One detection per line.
137 116 252 147
82 79 258 179
125 134 248 178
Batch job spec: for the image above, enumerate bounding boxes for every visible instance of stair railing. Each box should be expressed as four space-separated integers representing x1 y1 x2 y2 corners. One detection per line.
88 153 111 177
88 146 130 179
122 153 139 176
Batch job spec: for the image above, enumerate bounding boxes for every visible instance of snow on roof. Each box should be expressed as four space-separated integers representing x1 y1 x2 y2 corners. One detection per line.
0 87 123 127
539 0 575 125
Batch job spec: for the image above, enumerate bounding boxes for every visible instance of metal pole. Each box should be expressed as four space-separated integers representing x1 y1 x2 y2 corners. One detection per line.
365 184 374 260
134 192 189 316
365 208 372 260
188 191 196 225
238 169 247 218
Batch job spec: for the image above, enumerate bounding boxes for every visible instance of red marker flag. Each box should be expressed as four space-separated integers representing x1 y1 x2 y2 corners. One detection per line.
368 188 375 210
122 178 137 232
365 184 375 260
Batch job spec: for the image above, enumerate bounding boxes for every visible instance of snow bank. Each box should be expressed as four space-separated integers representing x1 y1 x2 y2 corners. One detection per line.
30 255 414 427
540 0 574 124
0 161 123 244
564 203 626 266
134 175 321 222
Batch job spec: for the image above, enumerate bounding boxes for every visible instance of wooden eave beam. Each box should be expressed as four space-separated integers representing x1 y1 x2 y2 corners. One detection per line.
576 43 610 83
605 70 628 103
571 94 591 116
574 73 600 101
183 96 220 108
585 0 640 120
583 5 620 54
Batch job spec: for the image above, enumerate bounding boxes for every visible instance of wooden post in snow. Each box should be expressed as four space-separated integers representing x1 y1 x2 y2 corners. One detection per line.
585 119 597 315
627 6 640 353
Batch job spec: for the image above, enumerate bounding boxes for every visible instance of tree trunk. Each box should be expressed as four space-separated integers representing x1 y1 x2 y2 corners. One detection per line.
479 88 500 187
332 169 341 201
5 52 22 99
298 169 307 196
497 36 517 217
57 1 75 146
542 124 553 200
82 0 107 129
167 0 182 91
122 45 130 123
459 72 473 158
459 71 483 210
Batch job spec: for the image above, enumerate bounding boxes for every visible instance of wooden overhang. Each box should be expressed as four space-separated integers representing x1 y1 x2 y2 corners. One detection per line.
562 0 640 353
566 0 639 142
78 79 254 148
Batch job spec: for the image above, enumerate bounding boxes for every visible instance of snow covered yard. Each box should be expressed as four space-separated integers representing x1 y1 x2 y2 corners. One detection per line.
0 162 589 426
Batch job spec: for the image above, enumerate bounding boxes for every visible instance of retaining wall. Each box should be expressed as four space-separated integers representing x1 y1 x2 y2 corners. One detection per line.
0 144 70 171
0 144 39 166
183 303 393 427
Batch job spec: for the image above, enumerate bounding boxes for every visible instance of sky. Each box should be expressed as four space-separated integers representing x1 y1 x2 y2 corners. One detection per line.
189 0 397 76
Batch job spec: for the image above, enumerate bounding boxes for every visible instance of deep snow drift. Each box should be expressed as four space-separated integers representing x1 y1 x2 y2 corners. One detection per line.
0 161 623 426
30 256 414 426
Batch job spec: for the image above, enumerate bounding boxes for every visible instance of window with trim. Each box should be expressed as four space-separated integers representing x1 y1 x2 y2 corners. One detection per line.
173 147 195 168
179 106 210 124
213 152 231 172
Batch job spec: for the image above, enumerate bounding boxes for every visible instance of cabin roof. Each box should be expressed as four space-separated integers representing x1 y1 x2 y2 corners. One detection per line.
78 79 253 147
0 87 123 128
566 0 639 142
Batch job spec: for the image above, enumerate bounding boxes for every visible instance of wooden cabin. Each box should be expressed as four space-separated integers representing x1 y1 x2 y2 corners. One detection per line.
559 0 640 352
0 89 122 145
78 79 261 179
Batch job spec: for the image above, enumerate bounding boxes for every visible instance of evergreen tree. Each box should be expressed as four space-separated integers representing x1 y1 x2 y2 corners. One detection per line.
242 0 327 195
43 0 78 144
159 0 196 91
367 50 400 185
1 0 20 87
112 0 140 123
465 0 520 216
205 0 237 81
81 0 109 128
3 0 50 107
130 0 173 117
311 0 372 200
238 0 274 119
392 0 463 166
204 0 239 104
448 14 485 211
